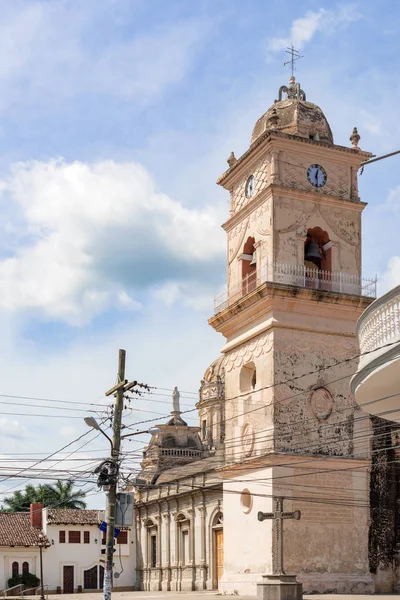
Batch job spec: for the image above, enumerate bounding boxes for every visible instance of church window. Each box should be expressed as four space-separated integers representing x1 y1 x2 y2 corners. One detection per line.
181 530 189 565
22 562 29 575
202 419 207 440
240 488 253 514
240 362 256 392
12 562 19 577
150 535 157 568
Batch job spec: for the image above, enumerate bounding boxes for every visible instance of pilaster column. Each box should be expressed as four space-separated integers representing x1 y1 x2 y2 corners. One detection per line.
142 517 149 590
154 512 162 591
198 504 207 590
163 512 171 591
188 506 196 590
271 151 280 185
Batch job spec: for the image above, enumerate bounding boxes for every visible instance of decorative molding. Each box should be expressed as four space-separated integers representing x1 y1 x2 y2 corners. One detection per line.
224 332 273 372
308 387 334 422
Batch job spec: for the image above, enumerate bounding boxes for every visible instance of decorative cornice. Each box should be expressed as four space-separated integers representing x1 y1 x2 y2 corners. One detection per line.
217 131 373 186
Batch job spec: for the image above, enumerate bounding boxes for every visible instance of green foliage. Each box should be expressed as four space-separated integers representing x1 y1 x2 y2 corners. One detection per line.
8 573 40 589
1 480 87 511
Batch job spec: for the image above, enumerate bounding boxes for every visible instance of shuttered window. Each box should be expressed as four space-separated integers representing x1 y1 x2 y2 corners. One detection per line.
59 530 66 543
117 531 128 544
84 531 90 544
68 531 81 543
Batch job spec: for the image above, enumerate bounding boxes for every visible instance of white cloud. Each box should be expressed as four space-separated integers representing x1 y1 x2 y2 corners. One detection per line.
380 256 400 294
267 5 361 52
0 2 211 111
0 418 29 438
0 158 225 324
360 110 381 136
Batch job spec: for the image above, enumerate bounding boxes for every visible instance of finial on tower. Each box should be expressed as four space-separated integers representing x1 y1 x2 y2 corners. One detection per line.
283 44 304 78
227 151 237 167
172 386 181 415
268 108 279 129
350 126 361 150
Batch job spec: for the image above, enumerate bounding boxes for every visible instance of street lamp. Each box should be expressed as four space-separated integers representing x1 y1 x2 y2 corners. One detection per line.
37 533 45 600
84 416 160 444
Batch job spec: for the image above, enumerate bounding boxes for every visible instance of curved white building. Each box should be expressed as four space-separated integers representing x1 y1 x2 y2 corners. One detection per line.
351 285 400 422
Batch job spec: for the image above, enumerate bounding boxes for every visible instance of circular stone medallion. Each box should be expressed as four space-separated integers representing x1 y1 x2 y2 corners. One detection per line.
309 387 334 421
241 422 255 457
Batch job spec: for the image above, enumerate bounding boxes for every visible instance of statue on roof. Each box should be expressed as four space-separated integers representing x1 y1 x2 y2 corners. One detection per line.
172 386 181 414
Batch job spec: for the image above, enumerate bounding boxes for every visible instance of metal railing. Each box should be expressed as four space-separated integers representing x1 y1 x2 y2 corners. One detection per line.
2 584 49 599
2 585 23 599
214 261 377 314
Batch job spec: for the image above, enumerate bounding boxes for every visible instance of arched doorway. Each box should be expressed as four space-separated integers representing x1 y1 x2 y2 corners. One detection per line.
212 512 223 589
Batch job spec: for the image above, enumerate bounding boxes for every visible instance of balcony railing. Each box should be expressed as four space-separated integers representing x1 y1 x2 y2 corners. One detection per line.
160 448 202 458
214 262 377 314
358 285 400 355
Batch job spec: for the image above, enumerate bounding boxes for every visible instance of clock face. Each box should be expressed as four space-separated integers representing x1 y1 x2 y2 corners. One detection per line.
307 164 327 188
245 175 255 198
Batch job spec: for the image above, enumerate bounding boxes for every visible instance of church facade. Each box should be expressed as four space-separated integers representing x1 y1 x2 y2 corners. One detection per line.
133 75 399 594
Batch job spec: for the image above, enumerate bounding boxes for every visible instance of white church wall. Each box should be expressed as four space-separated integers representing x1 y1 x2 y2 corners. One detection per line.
220 467 274 596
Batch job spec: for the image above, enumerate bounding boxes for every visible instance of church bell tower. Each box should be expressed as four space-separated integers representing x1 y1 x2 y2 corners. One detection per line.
209 76 377 594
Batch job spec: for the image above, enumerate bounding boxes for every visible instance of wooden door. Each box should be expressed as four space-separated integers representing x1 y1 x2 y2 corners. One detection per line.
63 566 74 594
215 529 224 586
83 566 97 589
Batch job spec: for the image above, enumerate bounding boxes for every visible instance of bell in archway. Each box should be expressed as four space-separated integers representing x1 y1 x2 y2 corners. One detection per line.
249 251 257 267
304 241 321 265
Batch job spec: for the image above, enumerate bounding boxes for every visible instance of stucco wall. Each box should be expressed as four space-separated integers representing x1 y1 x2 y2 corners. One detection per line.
0 548 39 591
41 523 135 592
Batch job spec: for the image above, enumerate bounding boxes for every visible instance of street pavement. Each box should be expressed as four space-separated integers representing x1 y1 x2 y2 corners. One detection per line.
33 593 400 600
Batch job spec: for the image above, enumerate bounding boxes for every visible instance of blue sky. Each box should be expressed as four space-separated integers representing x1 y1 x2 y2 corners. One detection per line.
0 0 399 507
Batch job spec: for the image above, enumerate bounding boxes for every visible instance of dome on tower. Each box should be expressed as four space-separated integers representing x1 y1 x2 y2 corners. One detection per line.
251 76 333 145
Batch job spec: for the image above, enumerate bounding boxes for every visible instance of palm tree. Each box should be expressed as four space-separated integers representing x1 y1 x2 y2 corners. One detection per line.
44 480 87 509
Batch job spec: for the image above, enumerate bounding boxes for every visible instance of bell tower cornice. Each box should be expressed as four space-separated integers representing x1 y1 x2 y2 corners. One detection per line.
218 131 373 190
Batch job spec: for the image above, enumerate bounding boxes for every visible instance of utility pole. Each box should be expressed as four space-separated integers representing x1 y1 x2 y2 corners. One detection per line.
103 349 126 600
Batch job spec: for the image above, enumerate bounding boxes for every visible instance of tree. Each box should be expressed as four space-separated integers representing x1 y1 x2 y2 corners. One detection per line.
2 480 87 511
44 480 86 509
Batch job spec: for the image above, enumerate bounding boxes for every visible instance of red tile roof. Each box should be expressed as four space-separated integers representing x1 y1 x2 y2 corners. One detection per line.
0 513 45 547
47 509 100 525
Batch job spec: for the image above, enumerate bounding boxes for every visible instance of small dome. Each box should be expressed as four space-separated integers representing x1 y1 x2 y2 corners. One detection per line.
199 356 225 404
251 77 333 145
202 356 225 384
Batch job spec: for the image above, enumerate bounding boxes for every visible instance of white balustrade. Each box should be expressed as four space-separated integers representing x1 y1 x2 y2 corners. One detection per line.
358 287 400 355
214 262 377 314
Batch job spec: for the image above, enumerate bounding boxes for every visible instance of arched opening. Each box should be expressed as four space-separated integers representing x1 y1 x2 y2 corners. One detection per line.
240 362 256 392
145 519 158 570
176 513 190 566
212 512 223 590
304 227 332 290
304 227 331 272
12 562 19 578
22 562 29 575
241 237 257 296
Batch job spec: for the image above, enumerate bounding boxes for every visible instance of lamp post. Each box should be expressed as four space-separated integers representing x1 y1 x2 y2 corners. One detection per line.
85 410 159 600
38 533 45 600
